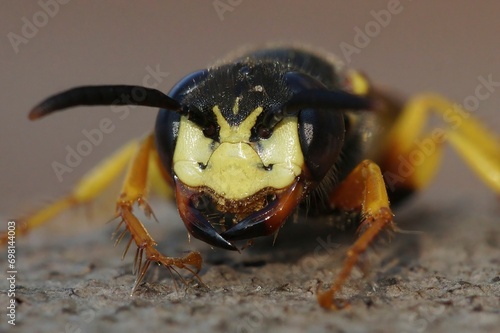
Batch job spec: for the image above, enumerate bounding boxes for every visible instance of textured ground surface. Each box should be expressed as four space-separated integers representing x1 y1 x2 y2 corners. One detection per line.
1 182 499 333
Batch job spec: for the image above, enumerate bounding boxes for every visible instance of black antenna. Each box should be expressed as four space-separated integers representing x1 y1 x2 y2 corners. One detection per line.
260 89 371 130
29 85 184 120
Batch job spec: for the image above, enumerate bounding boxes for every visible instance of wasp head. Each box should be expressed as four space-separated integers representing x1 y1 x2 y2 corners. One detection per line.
155 61 370 250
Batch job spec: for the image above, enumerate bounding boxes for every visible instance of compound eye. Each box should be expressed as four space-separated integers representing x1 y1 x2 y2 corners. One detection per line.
283 72 346 181
155 109 181 179
298 108 345 181
154 69 209 179
169 69 209 100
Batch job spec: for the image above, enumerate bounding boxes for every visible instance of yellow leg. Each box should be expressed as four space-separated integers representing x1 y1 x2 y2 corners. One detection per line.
2 133 199 292
147 145 175 200
318 160 395 310
381 94 500 194
446 129 500 190
1 139 139 243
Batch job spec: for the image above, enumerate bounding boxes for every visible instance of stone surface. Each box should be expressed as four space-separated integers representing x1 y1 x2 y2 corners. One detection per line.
1 188 499 333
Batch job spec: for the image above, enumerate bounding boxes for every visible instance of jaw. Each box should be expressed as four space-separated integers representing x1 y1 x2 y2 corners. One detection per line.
174 175 306 250
192 186 279 219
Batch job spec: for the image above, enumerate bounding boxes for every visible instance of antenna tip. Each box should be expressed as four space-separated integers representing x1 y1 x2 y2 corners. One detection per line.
28 106 45 120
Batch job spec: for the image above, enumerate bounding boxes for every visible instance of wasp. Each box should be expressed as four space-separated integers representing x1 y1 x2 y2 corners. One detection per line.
3 46 499 309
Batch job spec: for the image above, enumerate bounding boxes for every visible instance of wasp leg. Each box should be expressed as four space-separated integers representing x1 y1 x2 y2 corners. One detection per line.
380 94 500 199
1 133 201 292
112 133 202 293
1 140 139 243
317 159 395 310
1 134 178 245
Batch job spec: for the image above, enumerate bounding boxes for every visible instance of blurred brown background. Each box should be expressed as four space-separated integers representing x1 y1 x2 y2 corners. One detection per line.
1 1 499 218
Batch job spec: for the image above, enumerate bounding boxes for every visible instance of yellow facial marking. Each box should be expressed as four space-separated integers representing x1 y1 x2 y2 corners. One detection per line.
232 97 241 115
173 106 304 200
213 105 263 143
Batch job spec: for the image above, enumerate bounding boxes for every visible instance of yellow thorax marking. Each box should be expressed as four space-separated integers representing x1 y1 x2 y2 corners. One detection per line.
213 105 263 143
